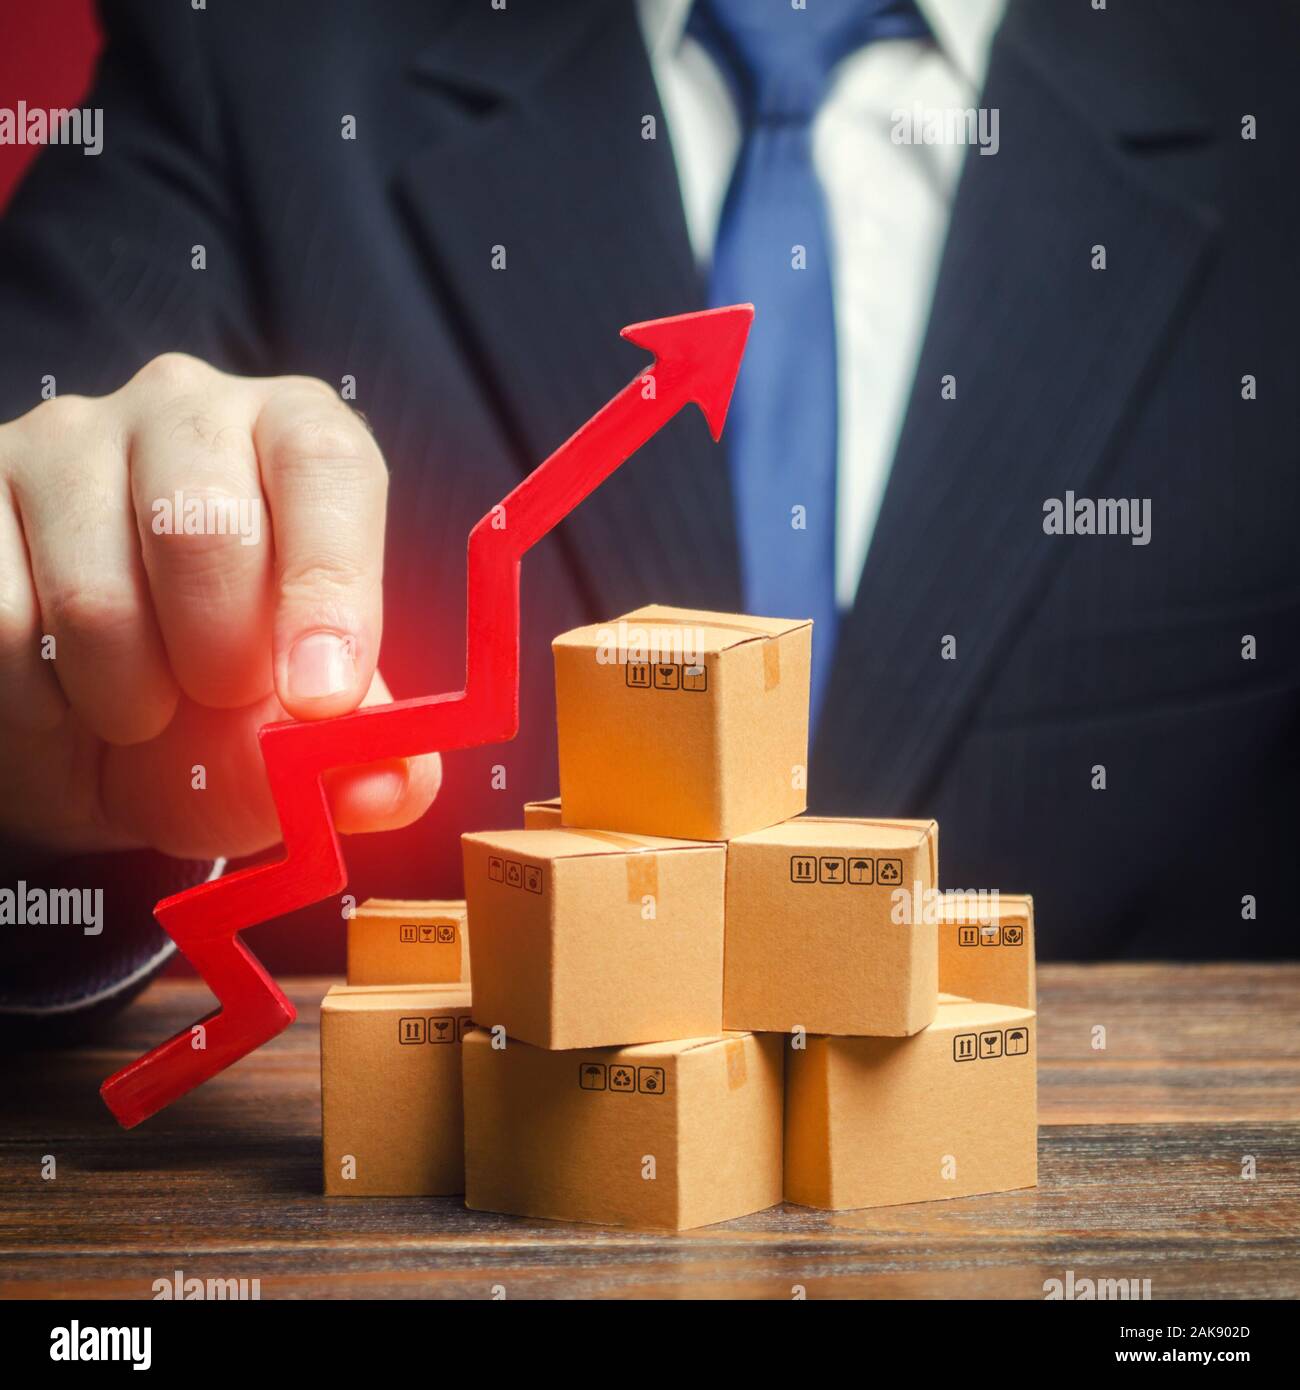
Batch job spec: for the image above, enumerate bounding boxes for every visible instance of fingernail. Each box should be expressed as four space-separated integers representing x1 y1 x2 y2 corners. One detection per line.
288 631 356 701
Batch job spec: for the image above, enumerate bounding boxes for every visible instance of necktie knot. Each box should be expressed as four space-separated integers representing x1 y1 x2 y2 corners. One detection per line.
689 0 930 123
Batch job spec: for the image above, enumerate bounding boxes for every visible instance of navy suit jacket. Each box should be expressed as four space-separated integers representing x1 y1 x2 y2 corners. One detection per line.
0 0 1296 979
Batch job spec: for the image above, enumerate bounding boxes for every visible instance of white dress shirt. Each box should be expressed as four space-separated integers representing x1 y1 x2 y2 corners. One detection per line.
637 0 1006 609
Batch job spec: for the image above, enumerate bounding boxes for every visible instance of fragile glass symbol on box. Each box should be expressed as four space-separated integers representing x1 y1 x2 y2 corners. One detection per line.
429 1016 455 1044
819 857 845 883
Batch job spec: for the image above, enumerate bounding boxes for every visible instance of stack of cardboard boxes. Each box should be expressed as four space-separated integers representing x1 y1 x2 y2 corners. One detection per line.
321 899 471 1196
321 606 1038 1229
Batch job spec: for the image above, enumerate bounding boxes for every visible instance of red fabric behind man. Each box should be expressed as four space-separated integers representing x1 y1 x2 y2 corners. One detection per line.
0 2 102 209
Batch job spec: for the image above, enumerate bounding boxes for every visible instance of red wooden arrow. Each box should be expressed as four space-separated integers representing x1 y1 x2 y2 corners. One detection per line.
100 304 754 1127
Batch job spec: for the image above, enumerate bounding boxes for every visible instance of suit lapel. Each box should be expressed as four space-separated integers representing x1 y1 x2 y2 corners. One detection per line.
395 0 742 619
814 0 1219 812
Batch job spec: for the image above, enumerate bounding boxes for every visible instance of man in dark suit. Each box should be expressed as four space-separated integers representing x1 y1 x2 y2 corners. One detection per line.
0 0 1295 1031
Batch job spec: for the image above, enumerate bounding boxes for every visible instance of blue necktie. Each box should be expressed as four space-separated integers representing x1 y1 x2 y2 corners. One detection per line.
690 0 930 724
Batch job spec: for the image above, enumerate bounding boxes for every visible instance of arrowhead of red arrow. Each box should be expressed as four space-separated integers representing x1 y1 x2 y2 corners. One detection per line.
621 303 754 442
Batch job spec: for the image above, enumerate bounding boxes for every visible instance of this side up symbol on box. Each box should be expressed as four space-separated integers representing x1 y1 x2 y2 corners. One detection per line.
626 662 651 689
953 1033 977 1062
790 855 816 883
400 925 418 944
958 925 980 946
399 1017 426 1045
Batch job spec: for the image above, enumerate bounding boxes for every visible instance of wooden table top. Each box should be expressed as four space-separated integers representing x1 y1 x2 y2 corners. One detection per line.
1 964 1297 1300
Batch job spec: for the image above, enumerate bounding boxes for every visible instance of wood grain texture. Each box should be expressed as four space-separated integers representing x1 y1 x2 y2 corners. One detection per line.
1 965 1297 1299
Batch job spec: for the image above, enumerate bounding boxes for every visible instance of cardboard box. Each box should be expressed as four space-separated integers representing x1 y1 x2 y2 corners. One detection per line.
461 827 725 1049
723 816 939 1037
785 995 1037 1210
320 983 472 1196
346 897 467 987
939 892 1036 1009
553 605 811 840
522 795 563 829
463 1027 783 1230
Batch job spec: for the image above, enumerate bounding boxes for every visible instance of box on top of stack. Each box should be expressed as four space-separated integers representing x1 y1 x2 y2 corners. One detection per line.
319 604 1039 1230
553 604 811 841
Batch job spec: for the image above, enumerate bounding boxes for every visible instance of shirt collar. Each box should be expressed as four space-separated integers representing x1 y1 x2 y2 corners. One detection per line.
921 0 1005 89
638 0 1007 90
637 0 692 64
